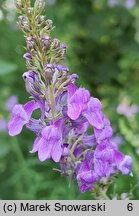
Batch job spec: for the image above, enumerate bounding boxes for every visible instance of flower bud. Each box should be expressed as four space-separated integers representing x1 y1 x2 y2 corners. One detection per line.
27 7 33 17
18 16 30 33
56 64 63 71
37 15 46 28
60 44 67 57
41 36 51 51
60 44 67 50
43 19 53 33
70 74 78 82
23 70 45 99
44 64 54 79
54 50 64 61
62 67 69 76
26 37 36 51
34 0 45 15
40 15 46 22
52 38 60 49
18 16 26 22
56 65 69 77
23 53 32 60
15 0 24 12
23 70 37 83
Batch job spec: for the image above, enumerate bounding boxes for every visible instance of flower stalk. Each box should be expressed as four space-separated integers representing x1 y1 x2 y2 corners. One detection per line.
8 0 133 195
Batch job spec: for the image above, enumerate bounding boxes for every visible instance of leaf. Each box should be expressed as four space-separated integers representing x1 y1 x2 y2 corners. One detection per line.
0 61 17 75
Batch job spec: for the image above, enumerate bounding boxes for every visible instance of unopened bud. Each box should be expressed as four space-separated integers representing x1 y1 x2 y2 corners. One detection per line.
70 74 78 82
26 37 36 50
15 0 24 12
34 0 45 15
41 36 51 50
52 38 60 49
23 70 45 98
43 19 53 33
27 7 33 17
62 67 69 76
37 15 46 28
40 15 46 22
60 44 67 50
23 53 32 60
18 16 30 33
56 64 63 71
44 64 54 79
60 44 67 57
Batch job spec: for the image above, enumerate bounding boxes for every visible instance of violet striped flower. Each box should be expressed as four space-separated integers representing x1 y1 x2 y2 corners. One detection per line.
8 100 38 136
8 0 132 195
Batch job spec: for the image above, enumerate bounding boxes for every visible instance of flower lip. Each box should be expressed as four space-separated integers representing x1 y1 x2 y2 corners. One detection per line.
8 100 36 136
67 83 90 120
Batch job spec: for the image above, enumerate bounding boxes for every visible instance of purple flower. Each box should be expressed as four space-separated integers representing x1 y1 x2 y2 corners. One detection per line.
117 100 139 118
26 118 44 135
77 151 98 192
112 135 124 146
0 118 7 132
83 134 96 147
5 95 18 112
75 121 89 135
94 141 124 177
125 0 135 8
73 145 83 158
23 70 45 121
10 0 133 194
31 119 64 162
119 155 132 175
83 97 104 129
67 83 90 120
8 100 38 136
94 115 113 143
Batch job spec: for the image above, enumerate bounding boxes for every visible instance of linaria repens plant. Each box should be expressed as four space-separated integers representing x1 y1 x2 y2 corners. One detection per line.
8 0 132 198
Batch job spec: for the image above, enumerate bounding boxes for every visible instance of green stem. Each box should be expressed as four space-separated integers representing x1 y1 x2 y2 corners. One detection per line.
93 185 110 200
48 84 56 119
99 190 110 200
70 136 82 154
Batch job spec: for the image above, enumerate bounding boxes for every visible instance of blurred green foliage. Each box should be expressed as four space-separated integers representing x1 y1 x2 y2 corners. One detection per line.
0 0 139 199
